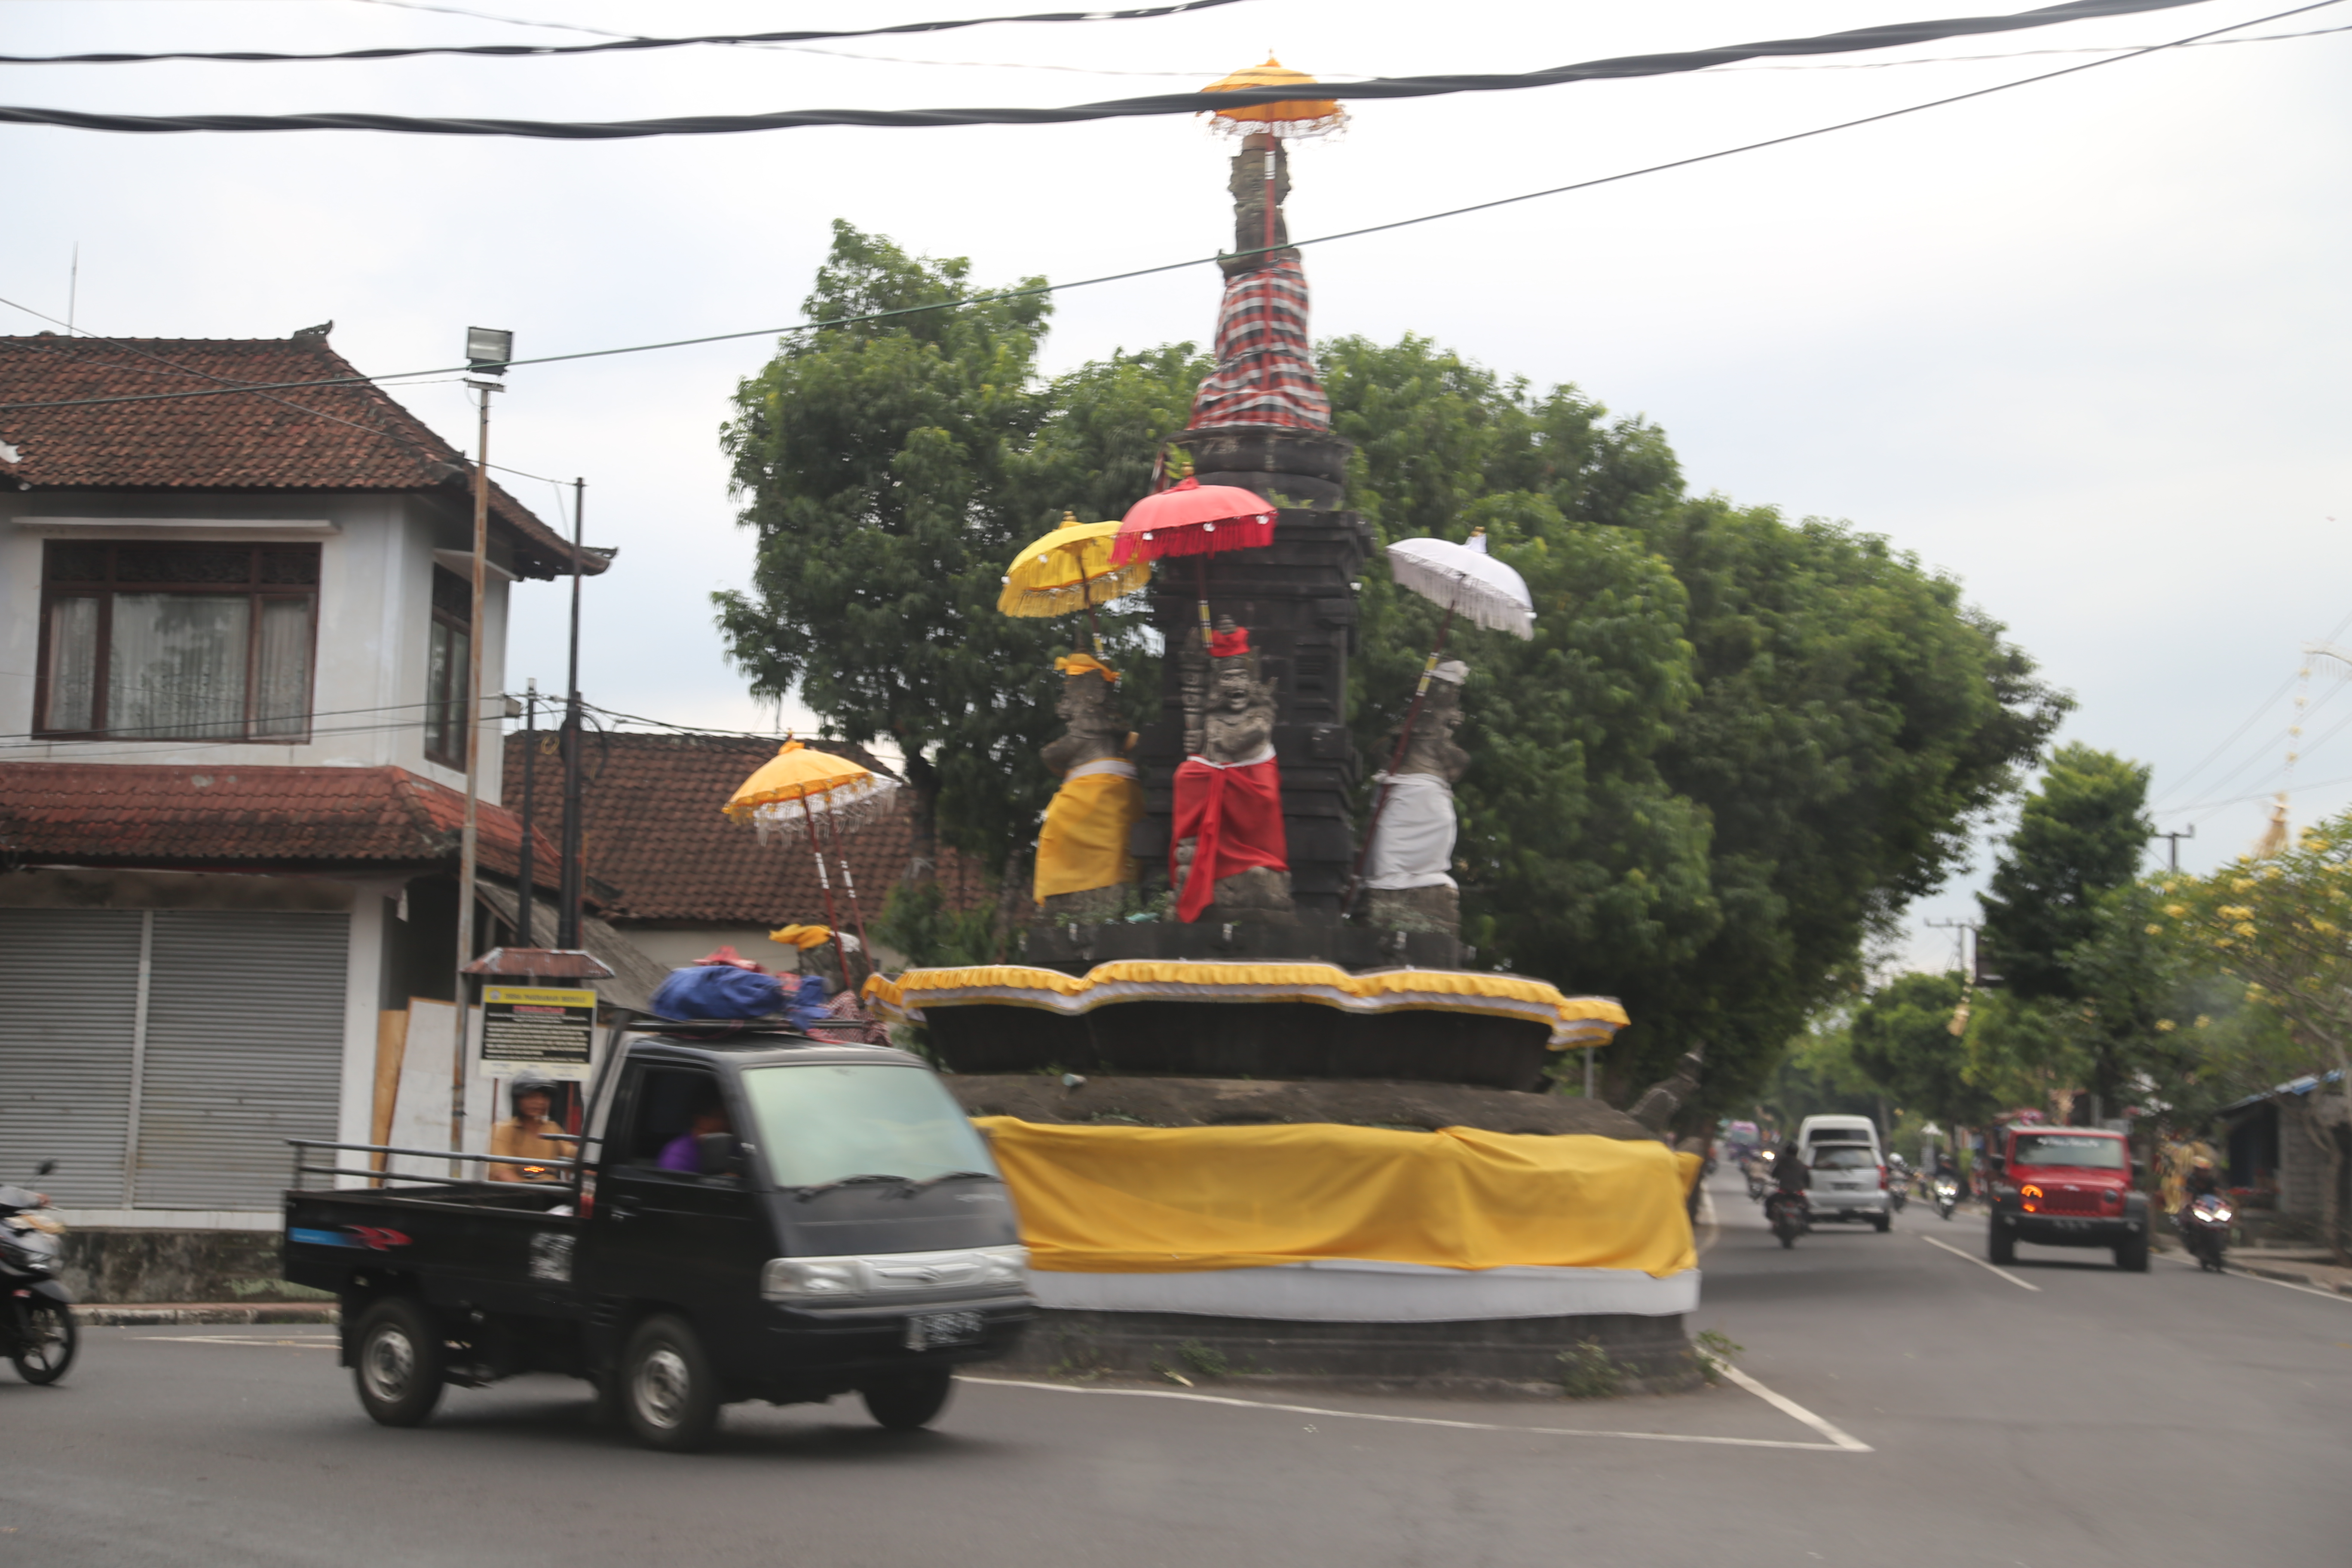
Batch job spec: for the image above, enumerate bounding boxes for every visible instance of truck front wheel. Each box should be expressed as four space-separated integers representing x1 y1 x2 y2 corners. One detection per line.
621 1314 720 1453
2115 1231 2150 1272
353 1297 446 1427
1988 1223 2016 1266
862 1367 954 1431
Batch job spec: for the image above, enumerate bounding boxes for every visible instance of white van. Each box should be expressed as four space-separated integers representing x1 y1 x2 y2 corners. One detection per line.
1795 1115 1890 1230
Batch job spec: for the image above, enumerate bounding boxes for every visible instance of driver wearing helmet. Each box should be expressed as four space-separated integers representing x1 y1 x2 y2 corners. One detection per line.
488 1072 570 1183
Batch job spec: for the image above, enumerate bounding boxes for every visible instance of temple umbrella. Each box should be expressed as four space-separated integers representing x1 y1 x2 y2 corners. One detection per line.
998 511 1152 655
721 740 899 989
1110 476 1279 646
1342 530 1537 913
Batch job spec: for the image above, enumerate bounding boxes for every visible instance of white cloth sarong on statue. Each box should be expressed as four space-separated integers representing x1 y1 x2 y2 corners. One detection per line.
1362 770 1457 890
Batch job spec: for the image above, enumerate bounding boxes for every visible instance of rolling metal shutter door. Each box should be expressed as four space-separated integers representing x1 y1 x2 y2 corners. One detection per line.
135 910 348 1210
0 909 143 1209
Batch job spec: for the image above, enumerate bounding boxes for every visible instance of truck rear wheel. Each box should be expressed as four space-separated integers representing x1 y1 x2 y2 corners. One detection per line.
621 1314 720 1453
353 1297 445 1427
862 1367 954 1431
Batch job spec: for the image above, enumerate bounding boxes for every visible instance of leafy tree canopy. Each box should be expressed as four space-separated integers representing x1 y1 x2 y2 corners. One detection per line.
1977 743 2152 999
1329 334 2067 1109
1848 970 1995 1128
717 233 2064 1116
715 221 1197 874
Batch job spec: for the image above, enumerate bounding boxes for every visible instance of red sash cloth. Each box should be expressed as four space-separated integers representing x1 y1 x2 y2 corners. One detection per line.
1170 754 1289 922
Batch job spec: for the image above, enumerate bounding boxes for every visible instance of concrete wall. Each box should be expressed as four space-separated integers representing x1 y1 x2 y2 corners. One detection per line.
0 488 511 802
58 1228 328 1305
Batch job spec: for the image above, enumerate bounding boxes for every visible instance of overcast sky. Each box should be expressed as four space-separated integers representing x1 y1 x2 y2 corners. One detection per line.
4 0 2348 967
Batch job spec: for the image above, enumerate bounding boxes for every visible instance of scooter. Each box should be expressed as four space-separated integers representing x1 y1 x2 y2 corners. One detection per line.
1932 1174 1960 1221
2180 1192 2233 1273
1886 1157 1910 1214
1764 1188 1810 1249
1746 1148 1775 1202
0 1161 76 1385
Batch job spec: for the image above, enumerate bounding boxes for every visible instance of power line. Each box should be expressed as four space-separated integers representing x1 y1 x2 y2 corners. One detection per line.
6 0 2336 420
0 0 1254 65
0 0 2257 138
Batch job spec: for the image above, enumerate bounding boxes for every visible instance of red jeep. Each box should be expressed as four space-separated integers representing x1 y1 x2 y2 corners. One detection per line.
1987 1125 2149 1272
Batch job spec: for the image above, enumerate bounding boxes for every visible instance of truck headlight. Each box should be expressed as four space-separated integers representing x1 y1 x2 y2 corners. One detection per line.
763 1258 862 1302
975 1244 1028 1290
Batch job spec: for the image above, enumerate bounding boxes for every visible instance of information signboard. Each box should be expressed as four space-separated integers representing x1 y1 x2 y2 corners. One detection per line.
477 985 597 1079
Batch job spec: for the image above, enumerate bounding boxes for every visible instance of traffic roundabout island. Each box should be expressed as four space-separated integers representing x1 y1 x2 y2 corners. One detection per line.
869 962 1708 1396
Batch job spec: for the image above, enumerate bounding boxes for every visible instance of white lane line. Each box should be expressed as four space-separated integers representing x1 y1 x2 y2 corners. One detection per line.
965 1375 1870 1453
1919 1232 2040 1292
2156 1252 2352 1303
137 1335 338 1348
1713 1363 1873 1452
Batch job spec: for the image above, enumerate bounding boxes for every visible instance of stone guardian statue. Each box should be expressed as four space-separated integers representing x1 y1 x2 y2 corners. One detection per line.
1361 659 1470 936
1033 653 1143 922
1171 619 1294 923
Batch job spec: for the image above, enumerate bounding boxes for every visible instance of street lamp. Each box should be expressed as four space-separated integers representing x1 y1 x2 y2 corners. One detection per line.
452 328 511 1164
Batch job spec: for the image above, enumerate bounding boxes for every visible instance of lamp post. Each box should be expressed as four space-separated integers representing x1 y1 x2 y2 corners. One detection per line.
452 326 511 1163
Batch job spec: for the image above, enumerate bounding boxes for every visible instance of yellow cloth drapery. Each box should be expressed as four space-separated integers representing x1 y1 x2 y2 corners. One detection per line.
975 1118 1697 1278
1032 763 1143 901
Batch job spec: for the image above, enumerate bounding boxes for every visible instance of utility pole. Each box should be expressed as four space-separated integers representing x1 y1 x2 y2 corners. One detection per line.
2154 823 2194 872
516 678 536 947
557 478 587 951
453 327 511 1161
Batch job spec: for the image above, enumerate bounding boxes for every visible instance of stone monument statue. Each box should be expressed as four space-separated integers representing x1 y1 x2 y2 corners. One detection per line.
1361 660 1470 936
1170 619 1294 923
1034 654 1142 922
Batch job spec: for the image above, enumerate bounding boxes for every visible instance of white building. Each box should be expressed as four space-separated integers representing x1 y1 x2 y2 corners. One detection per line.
0 328 609 1230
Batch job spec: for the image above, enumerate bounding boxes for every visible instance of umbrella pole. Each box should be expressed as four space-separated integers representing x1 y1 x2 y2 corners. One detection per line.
1195 555 1212 644
1340 598 1457 916
1081 566 1102 656
822 794 876 985
798 790 856 994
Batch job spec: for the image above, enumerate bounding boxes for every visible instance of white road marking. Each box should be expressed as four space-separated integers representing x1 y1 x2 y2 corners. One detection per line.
965 1374 1873 1454
2156 1251 2352 1303
1919 1233 2040 1292
136 1335 338 1348
1712 1364 1873 1452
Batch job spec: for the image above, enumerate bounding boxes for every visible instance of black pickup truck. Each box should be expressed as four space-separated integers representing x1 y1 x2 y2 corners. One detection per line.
283 1020 1033 1451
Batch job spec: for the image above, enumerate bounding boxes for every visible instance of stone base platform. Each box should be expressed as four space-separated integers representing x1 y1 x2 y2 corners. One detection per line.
996 1308 1700 1397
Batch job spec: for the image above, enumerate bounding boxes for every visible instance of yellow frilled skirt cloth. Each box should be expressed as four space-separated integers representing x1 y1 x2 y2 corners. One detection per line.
1032 760 1143 902
975 1118 1699 1278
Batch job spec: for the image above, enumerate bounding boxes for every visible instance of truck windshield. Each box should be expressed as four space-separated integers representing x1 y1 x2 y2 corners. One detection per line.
2012 1133 2126 1170
739 1063 996 1189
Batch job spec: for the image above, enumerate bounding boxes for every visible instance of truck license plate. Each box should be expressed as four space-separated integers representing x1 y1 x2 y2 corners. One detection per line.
906 1310 984 1351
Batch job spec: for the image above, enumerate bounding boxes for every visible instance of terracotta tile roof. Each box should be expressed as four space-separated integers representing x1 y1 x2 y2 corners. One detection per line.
0 333 606 580
0 761 557 882
502 730 988 926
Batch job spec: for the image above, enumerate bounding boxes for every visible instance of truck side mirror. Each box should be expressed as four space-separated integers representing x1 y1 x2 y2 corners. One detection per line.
695 1133 744 1178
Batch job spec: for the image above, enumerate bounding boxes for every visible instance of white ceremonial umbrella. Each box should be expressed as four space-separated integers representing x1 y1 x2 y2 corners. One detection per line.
1383 530 1537 638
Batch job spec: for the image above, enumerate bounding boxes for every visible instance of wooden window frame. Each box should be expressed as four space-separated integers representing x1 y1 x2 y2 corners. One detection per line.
32 540 322 743
423 564 472 769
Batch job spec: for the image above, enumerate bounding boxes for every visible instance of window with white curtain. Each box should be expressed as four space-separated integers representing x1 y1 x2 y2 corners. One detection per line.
37 541 319 741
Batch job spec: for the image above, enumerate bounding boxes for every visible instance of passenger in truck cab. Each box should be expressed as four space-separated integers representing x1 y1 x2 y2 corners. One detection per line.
657 1087 736 1175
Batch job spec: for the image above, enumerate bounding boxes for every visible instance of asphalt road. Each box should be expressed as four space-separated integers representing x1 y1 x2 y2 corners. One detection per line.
6 1173 2350 1568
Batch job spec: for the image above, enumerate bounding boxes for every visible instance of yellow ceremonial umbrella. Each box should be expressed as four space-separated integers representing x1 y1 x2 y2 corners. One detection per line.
723 740 898 989
1200 56 1347 138
998 511 1150 654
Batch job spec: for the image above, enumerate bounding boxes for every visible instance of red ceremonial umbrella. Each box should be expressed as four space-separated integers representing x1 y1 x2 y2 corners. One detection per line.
1110 476 1279 644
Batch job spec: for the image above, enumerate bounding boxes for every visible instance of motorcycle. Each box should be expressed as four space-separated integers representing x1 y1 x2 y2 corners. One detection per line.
0 1161 76 1385
2180 1191 2233 1273
1886 1156 1910 1214
1932 1174 1960 1221
1764 1188 1810 1249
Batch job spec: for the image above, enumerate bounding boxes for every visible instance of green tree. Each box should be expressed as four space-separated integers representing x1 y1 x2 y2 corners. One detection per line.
1328 334 2066 1110
1978 744 2152 1000
1849 971 1997 1128
715 226 1198 878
